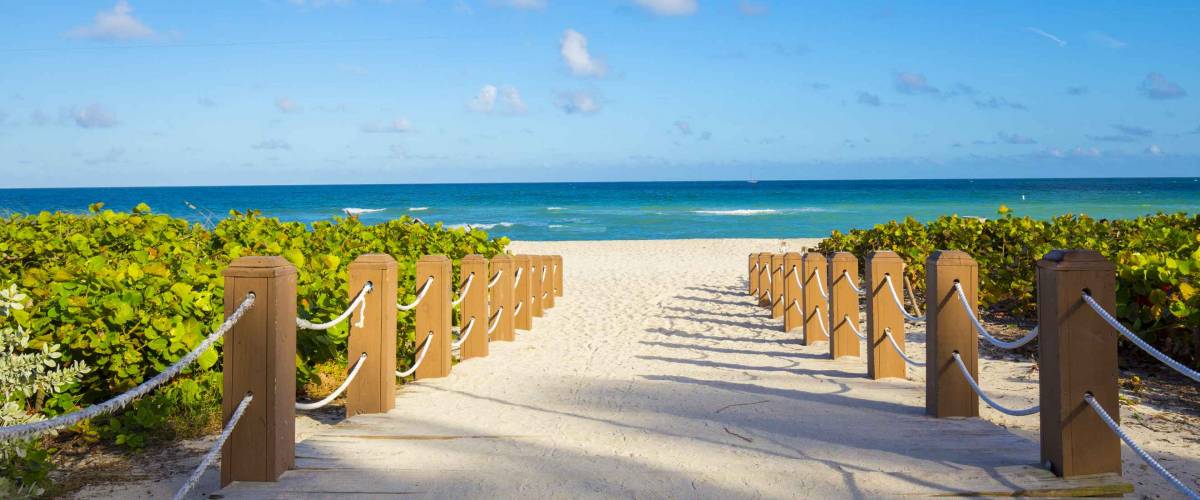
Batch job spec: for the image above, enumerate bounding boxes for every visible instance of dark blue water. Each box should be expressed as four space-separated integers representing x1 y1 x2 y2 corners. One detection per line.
1 178 1197 240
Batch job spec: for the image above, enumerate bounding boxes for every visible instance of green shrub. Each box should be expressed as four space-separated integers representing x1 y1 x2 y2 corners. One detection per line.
818 209 1200 367
0 205 508 453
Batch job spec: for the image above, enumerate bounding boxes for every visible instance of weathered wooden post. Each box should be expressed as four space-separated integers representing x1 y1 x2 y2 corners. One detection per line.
542 255 556 309
552 255 564 298
748 253 758 296
770 254 785 318
756 252 773 307
829 252 860 359
926 250 979 418
414 255 452 379
802 252 829 345
865 251 906 379
345 254 397 416
488 254 516 341
221 256 296 485
529 255 544 318
459 255 489 360
783 252 804 333
1038 250 1120 477
513 254 532 330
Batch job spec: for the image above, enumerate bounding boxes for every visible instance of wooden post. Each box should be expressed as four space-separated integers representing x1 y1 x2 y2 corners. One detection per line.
458 255 489 360
802 252 829 345
345 254 397 416
782 252 804 333
748 253 758 296
756 252 773 307
829 252 860 359
513 255 532 330
414 255 452 379
221 256 296 486
542 255 556 310
1037 250 1120 477
770 254 785 318
926 250 979 418
488 254 516 341
528 255 544 318
552 255 564 298
865 251 906 380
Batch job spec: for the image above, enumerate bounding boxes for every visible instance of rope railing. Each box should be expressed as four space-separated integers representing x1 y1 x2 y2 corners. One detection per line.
790 299 802 312
1081 292 1199 383
513 300 523 317
397 276 434 311
172 392 254 500
512 267 523 290
812 268 829 300
844 315 867 340
395 333 433 378
883 275 926 322
883 327 925 367
1083 393 1199 499
950 352 1040 416
296 282 372 330
451 317 477 350
842 271 865 295
451 273 475 307
0 293 256 441
792 265 803 290
952 283 1040 350
541 265 547 283
766 265 773 285
486 306 503 336
814 305 829 337
295 353 368 411
487 269 503 289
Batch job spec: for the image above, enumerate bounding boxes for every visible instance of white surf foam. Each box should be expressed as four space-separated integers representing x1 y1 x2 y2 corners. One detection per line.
408 207 429 212
693 209 779 216
342 207 387 215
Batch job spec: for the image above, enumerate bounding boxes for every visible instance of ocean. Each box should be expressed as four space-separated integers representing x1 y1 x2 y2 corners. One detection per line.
1 178 1198 240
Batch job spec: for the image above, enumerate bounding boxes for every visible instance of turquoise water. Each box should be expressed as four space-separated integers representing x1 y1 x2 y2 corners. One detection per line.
1 178 1197 240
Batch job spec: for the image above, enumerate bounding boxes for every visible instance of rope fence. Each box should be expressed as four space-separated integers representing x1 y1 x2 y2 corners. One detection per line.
451 273 475 307
1082 293 1200 383
451 317 477 350
295 353 368 411
296 283 372 330
883 328 925 367
951 283 1040 349
1084 394 1199 499
843 271 865 295
950 352 1040 416
487 269 503 289
172 392 254 500
844 315 866 340
812 268 828 300
397 276 434 311
883 274 925 322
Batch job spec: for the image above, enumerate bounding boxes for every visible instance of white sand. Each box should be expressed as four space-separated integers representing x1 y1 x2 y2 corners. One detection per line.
75 239 1199 499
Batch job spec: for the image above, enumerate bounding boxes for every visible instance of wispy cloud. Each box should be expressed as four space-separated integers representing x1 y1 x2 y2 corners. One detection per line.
738 1 768 16
1086 31 1127 49
1112 124 1152 137
68 1 158 41
556 90 601 114
487 0 547 9
674 120 692 135
197 97 217 107
894 72 938 95
361 118 413 133
973 96 1027 110
632 0 698 16
86 148 125 165
251 139 291 150
70 104 118 128
1138 73 1187 100
857 91 882 107
561 29 607 77
1065 86 1088 96
468 84 526 114
1145 144 1164 156
997 132 1036 145
1025 27 1066 47
275 97 299 113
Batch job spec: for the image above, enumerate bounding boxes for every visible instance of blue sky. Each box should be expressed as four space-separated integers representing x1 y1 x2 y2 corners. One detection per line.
1 0 1198 187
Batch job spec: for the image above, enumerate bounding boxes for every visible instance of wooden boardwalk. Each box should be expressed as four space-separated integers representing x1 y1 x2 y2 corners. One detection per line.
214 240 1129 499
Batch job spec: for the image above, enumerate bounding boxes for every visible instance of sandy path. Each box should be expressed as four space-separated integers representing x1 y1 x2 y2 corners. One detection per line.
95 238 1197 499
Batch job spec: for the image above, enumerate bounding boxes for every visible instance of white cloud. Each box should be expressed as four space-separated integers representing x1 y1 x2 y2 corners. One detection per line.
560 29 606 77
252 139 291 150
738 1 768 16
68 1 156 41
674 120 692 135
1145 144 1163 156
469 85 526 114
361 118 413 133
633 0 697 16
197 97 216 107
488 0 547 9
894 72 938 95
1072 146 1101 158
71 104 118 128
1086 31 1127 49
556 91 600 114
275 97 299 113
1025 27 1066 47
86 148 125 165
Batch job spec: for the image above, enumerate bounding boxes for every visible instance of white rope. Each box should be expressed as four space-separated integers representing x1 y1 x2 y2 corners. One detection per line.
487 269 503 289
172 392 253 500
814 305 829 337
296 283 372 330
766 265 773 285
812 268 829 300
396 333 433 378
883 275 926 322
295 353 368 411
1083 394 1199 499
512 267 523 290
951 283 1040 349
397 276 434 311
950 352 1040 416
486 306 504 335
0 294 255 441
451 317 477 349
883 328 925 367
451 273 475 307
764 290 773 304
791 299 802 311
513 300 523 317
844 315 867 340
541 265 547 284
843 271 865 295
792 265 803 291
1082 293 1200 384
